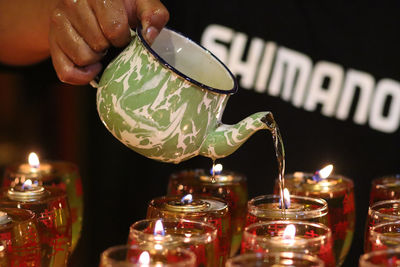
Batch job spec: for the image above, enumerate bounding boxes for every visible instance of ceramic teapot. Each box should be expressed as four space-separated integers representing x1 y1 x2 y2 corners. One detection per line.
96 27 273 163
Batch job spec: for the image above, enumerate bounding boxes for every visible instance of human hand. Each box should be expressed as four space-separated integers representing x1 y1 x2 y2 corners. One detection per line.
49 0 169 85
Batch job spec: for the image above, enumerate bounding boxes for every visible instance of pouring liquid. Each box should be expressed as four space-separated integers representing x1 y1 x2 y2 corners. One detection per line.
262 113 287 215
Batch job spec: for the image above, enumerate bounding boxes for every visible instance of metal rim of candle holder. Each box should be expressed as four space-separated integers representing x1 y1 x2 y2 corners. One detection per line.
372 174 400 189
100 244 197 267
225 251 325 267
165 199 210 212
129 218 218 245
369 220 400 248
153 196 228 214
170 169 246 185
369 199 400 221
7 186 47 202
243 220 332 247
359 247 400 266
198 171 246 184
285 172 354 193
247 194 328 220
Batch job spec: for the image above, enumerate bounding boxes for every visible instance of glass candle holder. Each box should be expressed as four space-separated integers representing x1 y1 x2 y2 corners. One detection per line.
279 172 355 266
0 208 41 267
359 248 400 267
99 244 196 267
365 221 400 253
127 218 218 267
246 194 328 226
0 183 72 266
241 220 335 267
226 252 324 267
365 200 400 252
147 195 230 266
3 160 83 252
167 168 247 256
370 174 400 205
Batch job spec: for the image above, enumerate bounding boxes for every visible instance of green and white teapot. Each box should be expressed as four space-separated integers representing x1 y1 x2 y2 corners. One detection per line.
96 27 273 163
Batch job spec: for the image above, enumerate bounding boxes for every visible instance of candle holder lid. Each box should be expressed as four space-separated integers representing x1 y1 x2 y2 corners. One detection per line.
7 186 47 202
165 199 209 212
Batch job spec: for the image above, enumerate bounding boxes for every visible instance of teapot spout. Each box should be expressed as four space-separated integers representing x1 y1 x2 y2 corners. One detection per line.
200 112 274 159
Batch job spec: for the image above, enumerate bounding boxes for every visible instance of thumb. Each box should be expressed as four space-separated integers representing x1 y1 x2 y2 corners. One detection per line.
124 0 169 44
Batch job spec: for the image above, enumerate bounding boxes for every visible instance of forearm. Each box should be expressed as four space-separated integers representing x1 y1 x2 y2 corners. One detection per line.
0 0 57 65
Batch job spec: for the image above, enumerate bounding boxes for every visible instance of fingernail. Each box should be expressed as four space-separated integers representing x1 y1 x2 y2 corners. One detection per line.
145 26 159 44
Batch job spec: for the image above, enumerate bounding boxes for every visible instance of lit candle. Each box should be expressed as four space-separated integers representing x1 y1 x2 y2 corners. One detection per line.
0 180 71 264
280 164 355 267
147 194 231 265
3 152 83 253
246 192 328 226
129 218 218 267
17 152 52 177
167 167 248 256
242 221 335 267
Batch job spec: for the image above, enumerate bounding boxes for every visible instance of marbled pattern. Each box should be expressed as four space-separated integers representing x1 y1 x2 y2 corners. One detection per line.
97 30 271 163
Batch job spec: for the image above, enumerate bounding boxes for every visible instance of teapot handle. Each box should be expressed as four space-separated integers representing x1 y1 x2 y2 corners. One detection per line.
89 28 138 88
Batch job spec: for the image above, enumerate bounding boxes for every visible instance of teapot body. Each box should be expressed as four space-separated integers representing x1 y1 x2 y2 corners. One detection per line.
97 32 231 163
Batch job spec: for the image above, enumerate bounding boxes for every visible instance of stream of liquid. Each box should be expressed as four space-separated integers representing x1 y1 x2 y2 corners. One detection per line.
261 113 286 214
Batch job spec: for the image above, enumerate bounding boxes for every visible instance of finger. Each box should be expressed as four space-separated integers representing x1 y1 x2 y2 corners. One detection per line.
49 24 102 85
89 0 131 47
135 0 170 44
61 0 110 53
50 9 104 67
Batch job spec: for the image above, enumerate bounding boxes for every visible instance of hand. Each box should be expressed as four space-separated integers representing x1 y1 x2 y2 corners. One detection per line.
49 0 169 85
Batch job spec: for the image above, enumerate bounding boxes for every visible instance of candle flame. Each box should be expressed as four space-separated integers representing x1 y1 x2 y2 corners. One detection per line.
181 194 193 204
282 224 296 241
21 179 33 190
283 188 291 209
28 152 40 168
319 164 333 179
211 163 223 175
154 219 165 236
138 251 150 264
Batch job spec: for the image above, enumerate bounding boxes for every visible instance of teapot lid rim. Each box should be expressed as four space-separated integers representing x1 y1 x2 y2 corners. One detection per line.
136 25 238 95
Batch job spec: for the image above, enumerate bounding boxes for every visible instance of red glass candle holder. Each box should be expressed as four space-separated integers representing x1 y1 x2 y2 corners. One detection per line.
0 208 41 267
0 184 72 266
3 160 83 252
127 218 218 267
365 221 400 253
246 194 328 226
167 168 247 256
226 252 324 267
99 244 196 267
370 174 400 205
147 195 230 266
279 172 355 266
359 248 400 267
241 220 335 267
365 200 400 252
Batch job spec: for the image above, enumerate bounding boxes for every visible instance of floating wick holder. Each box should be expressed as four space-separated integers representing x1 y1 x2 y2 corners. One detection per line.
165 199 209 212
7 186 46 202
